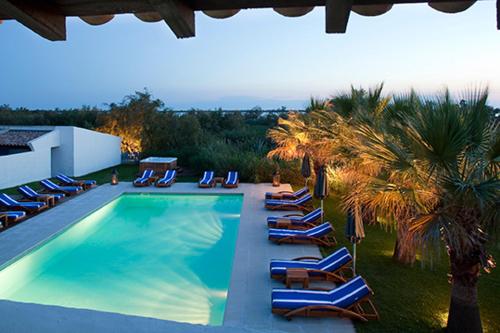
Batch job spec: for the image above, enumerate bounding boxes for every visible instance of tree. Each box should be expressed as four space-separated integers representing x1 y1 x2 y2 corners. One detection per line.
355 89 499 332
96 91 163 153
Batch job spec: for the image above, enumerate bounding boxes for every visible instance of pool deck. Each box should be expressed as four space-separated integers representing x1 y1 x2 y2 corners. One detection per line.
0 183 354 333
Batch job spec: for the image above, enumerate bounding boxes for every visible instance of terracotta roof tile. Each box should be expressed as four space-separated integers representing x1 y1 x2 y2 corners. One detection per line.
0 130 50 147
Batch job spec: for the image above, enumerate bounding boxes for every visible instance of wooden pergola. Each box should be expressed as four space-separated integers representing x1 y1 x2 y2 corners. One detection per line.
0 0 498 41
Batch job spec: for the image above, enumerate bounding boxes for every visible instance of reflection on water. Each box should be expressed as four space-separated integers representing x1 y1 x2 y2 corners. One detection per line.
0 194 243 325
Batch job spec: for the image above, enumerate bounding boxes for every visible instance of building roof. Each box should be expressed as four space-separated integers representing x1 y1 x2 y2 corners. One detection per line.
0 1 497 41
0 130 50 147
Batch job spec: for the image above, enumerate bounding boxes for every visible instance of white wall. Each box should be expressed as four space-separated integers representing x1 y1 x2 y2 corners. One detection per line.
0 126 120 189
0 130 59 189
49 127 74 177
71 127 121 176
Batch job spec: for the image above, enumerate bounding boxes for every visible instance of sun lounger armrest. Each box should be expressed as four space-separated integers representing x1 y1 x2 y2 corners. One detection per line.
283 213 304 217
304 269 347 283
291 256 321 261
276 190 294 194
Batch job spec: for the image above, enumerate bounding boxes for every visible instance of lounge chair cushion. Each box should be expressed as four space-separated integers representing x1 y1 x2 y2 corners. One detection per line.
267 208 323 227
158 170 176 184
265 194 312 207
134 169 154 184
57 174 96 186
0 194 45 208
3 211 27 220
41 179 82 192
199 171 215 185
265 187 309 199
268 222 333 240
225 171 238 185
270 247 351 276
272 275 371 310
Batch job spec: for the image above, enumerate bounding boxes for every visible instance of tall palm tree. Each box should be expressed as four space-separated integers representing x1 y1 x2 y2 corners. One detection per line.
267 111 334 170
355 89 499 332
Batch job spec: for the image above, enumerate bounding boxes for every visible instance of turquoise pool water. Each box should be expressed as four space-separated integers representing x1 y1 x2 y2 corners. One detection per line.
0 194 243 325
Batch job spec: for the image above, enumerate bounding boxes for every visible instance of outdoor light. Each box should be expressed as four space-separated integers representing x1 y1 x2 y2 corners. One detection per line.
111 168 119 185
272 170 281 187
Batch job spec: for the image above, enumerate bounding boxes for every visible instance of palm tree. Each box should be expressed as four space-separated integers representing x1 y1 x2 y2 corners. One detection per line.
267 111 334 170
355 89 499 332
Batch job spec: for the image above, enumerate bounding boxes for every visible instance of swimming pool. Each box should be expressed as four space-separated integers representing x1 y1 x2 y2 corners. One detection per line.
0 193 243 325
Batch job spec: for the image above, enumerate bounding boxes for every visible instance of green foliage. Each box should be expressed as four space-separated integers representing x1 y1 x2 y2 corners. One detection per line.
0 92 290 181
315 192 500 333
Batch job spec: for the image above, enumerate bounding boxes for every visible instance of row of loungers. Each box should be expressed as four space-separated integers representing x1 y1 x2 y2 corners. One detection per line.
0 174 96 229
264 187 379 322
198 171 239 188
133 169 177 187
133 169 240 189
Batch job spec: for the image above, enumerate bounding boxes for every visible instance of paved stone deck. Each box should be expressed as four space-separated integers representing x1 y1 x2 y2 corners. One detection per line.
0 182 354 333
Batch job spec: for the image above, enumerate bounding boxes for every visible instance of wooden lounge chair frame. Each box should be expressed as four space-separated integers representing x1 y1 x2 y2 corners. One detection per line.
271 256 354 283
282 212 322 224
269 233 337 247
0 211 28 228
199 178 216 188
133 174 156 187
267 189 308 200
0 211 28 229
272 293 379 322
156 177 176 188
42 187 82 196
59 179 95 190
5 202 48 214
19 194 57 207
271 219 317 230
265 202 313 213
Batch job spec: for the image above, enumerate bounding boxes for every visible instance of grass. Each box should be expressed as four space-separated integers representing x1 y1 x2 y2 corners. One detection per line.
311 193 500 333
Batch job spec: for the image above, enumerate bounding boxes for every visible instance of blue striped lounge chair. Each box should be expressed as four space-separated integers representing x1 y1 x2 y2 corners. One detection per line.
267 208 323 229
0 211 27 228
156 170 177 187
265 187 309 200
18 185 65 205
0 193 48 213
270 246 353 283
199 171 215 188
271 275 379 321
133 169 154 187
268 222 336 246
222 171 239 188
40 179 83 196
265 194 313 212
56 174 96 190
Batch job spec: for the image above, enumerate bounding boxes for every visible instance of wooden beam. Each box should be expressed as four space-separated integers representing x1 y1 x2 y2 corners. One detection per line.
0 0 65 41
0 1 492 18
325 0 353 33
148 0 195 38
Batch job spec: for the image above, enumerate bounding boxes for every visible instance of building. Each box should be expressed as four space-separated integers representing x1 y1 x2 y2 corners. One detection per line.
0 126 121 189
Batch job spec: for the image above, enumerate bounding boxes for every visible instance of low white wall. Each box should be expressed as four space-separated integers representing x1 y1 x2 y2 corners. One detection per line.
0 126 120 189
0 131 59 189
72 127 121 176
49 127 74 177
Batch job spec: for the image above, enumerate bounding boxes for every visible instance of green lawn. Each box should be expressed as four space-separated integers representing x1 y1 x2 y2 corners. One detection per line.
312 194 500 333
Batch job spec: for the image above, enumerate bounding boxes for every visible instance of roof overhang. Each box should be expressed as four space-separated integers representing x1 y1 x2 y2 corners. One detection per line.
0 0 496 41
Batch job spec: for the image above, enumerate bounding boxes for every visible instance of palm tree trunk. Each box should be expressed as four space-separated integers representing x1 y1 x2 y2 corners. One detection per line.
392 222 416 265
447 254 482 333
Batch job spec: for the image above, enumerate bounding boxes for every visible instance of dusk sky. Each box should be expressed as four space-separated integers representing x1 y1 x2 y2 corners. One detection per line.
1 2 499 110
